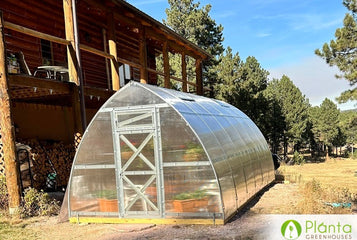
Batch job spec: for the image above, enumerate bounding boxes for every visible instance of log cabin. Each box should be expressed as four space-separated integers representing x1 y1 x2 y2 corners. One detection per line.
0 0 211 210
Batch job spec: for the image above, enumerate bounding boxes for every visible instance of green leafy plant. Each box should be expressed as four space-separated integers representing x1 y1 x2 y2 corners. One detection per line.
173 189 207 200
183 143 205 162
20 188 60 218
291 151 305 165
185 143 204 155
95 190 117 199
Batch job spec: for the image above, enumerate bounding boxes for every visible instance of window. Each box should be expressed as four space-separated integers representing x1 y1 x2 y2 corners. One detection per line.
41 39 52 65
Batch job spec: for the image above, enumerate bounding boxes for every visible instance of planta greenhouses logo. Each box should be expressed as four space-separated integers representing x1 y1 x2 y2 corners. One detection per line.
281 220 302 240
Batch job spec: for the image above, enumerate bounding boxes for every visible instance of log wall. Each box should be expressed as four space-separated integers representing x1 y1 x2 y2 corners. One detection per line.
1 0 108 88
2 0 66 71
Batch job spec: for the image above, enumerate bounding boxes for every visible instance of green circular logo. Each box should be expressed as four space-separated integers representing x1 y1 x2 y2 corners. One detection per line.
281 220 302 240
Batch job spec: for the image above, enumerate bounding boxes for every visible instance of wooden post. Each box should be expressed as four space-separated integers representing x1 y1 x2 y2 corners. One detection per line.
70 83 83 135
195 59 203 95
63 0 86 133
63 0 78 85
139 27 148 84
102 28 111 89
72 0 87 131
163 42 170 88
0 12 21 214
107 12 119 91
181 53 187 92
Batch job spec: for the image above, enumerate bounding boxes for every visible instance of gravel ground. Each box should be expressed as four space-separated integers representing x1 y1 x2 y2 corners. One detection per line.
100 212 270 240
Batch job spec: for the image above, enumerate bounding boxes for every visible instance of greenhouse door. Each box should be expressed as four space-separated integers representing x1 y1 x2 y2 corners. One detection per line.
113 107 164 218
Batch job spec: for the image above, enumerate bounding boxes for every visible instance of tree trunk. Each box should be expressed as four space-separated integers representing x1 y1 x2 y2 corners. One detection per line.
0 13 21 214
283 136 287 160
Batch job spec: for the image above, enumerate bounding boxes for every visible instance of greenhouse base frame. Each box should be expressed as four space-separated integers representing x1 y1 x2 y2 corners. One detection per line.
69 217 224 225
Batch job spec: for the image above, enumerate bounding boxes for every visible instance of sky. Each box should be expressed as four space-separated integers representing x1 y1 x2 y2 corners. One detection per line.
127 0 356 110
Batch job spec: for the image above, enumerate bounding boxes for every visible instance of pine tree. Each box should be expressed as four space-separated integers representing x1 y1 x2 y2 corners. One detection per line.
233 56 270 132
265 76 310 156
214 47 242 103
164 0 224 93
309 98 340 155
339 109 357 151
315 0 357 103
214 49 273 140
332 127 347 155
263 87 286 154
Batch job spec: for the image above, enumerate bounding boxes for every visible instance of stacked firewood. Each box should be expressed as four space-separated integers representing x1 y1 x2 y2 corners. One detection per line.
19 139 76 190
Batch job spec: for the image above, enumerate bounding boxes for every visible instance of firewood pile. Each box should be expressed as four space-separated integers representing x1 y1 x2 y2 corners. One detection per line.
19 139 76 190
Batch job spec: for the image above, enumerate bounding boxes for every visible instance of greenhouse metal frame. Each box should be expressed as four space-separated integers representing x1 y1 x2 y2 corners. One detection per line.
64 81 274 225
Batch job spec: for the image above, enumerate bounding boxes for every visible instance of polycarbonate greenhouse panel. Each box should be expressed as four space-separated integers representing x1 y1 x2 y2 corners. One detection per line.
103 84 166 108
75 112 114 165
65 81 274 224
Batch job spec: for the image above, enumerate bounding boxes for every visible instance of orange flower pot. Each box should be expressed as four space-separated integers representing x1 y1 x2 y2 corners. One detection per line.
173 199 195 212
98 198 118 212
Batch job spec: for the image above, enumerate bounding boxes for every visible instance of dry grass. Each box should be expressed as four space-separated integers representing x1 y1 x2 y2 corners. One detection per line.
295 179 354 214
279 158 357 193
279 158 357 214
0 215 39 240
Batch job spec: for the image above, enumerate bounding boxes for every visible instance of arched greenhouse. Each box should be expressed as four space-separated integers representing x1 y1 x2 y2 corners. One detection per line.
64 81 275 224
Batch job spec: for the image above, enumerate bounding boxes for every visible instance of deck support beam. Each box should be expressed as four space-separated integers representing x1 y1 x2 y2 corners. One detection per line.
63 0 86 133
139 27 148 84
70 84 84 137
107 11 120 91
63 0 78 85
181 53 187 92
195 59 203 95
163 42 170 89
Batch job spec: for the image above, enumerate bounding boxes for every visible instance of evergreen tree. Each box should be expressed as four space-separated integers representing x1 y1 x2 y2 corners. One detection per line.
309 98 340 155
263 90 286 154
265 76 309 156
233 56 270 132
163 0 224 93
308 106 322 155
339 109 357 151
214 50 271 138
214 47 242 103
315 0 357 103
332 127 347 155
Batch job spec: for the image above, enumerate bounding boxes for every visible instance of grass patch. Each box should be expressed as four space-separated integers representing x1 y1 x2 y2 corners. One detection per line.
0 177 59 239
295 179 355 214
279 158 357 193
0 217 38 240
279 158 357 214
